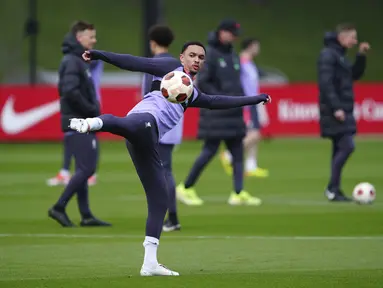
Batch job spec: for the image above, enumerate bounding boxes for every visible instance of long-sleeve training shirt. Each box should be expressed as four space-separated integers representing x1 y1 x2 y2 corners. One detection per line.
141 52 184 145
90 50 268 140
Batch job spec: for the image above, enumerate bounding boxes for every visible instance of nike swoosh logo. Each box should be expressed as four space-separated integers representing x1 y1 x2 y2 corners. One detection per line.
1 95 60 135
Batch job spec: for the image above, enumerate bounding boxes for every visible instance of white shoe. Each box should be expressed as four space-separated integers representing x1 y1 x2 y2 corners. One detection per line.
87 174 97 186
46 172 70 186
140 264 179 276
69 118 90 133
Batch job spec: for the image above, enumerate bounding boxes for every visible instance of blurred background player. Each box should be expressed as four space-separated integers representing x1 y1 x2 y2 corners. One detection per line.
46 48 104 187
48 21 110 227
220 38 269 178
318 23 369 201
140 24 182 232
177 19 262 206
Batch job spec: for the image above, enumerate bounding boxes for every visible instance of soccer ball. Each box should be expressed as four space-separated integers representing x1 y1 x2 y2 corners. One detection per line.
352 182 376 204
160 71 193 103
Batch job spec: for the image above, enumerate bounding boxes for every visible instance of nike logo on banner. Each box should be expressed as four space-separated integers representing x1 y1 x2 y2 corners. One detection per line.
1 95 60 135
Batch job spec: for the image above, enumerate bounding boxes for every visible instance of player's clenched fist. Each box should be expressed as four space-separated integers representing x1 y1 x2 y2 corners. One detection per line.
261 94 272 105
82 50 92 62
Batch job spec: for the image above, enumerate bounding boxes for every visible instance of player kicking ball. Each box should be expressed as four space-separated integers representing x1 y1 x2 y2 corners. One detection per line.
69 42 271 276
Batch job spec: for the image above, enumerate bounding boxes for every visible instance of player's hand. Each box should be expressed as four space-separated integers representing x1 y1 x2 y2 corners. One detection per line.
82 50 92 62
358 42 370 54
260 93 271 105
334 109 345 122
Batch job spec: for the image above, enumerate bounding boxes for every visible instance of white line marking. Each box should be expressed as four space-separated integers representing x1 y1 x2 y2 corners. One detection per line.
0 233 382 240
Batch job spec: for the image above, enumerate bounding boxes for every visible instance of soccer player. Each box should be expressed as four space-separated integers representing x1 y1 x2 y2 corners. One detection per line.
220 38 269 178
177 19 261 206
46 59 103 187
70 42 271 276
48 21 110 227
318 23 369 201
141 25 181 232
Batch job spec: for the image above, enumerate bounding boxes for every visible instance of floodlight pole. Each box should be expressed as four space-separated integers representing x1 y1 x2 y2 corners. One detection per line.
25 0 39 85
142 0 164 57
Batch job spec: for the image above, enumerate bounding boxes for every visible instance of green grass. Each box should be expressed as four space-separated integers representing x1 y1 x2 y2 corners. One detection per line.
1 0 382 81
0 139 382 287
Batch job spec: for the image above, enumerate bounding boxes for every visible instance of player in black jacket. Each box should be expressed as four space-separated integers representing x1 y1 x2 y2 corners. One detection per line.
48 21 110 227
318 23 370 201
177 19 262 206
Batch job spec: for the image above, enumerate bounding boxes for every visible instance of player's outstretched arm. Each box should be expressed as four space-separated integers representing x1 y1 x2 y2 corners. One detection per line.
189 91 271 109
83 50 180 77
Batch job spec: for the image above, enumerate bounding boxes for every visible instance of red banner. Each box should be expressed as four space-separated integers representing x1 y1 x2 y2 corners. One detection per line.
258 83 383 137
0 83 382 141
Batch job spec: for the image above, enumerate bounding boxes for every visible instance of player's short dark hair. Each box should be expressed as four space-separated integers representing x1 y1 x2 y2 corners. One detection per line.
241 38 260 50
181 41 206 54
336 23 356 34
148 25 174 48
71 20 95 35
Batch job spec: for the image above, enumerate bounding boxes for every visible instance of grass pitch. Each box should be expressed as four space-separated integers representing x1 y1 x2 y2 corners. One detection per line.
0 139 382 287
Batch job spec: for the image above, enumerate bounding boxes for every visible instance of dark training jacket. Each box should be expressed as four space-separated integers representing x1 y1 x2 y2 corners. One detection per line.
58 33 100 132
196 31 246 140
317 32 366 138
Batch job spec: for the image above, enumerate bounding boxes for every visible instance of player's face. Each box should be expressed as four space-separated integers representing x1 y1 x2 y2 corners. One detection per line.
250 42 260 57
77 29 97 50
338 30 357 49
180 45 206 74
219 30 237 44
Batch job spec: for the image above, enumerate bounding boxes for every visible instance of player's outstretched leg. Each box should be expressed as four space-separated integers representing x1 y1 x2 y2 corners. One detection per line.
69 114 135 139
